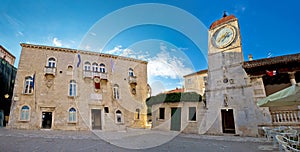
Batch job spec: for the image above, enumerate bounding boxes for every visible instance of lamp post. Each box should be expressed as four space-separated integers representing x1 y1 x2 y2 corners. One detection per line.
4 94 9 99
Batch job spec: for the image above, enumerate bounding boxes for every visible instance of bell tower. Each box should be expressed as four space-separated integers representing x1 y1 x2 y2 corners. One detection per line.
200 14 259 136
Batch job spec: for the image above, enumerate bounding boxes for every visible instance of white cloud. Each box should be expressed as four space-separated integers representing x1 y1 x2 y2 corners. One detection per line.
105 45 149 60
234 5 247 14
16 31 24 37
52 37 62 47
106 45 123 54
147 49 193 79
105 43 193 80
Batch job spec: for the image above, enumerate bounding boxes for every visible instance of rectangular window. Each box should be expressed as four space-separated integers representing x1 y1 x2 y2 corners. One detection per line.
20 106 30 121
104 107 109 113
187 79 192 84
159 108 165 119
113 87 119 99
69 112 76 122
189 107 196 121
69 80 76 97
24 77 34 94
135 109 140 120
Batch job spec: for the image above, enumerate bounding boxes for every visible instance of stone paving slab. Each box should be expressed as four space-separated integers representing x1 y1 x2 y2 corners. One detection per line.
0 127 275 151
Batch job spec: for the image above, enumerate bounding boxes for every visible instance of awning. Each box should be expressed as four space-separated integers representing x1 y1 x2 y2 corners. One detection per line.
257 83 300 107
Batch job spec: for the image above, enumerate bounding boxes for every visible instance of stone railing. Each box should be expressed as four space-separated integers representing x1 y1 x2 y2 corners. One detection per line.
93 72 107 80
128 76 137 84
83 70 93 78
271 110 300 125
44 67 56 76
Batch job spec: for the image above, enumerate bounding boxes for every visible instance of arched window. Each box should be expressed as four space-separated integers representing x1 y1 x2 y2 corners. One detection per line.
99 63 106 73
24 76 33 94
92 63 98 72
69 80 77 97
135 109 140 120
129 68 134 77
20 105 30 121
48 57 56 68
67 65 73 71
69 107 77 122
113 84 119 99
116 110 122 123
84 62 91 71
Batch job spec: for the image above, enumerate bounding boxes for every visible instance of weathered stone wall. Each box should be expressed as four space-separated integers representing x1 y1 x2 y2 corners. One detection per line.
151 102 204 133
184 72 207 96
8 44 148 131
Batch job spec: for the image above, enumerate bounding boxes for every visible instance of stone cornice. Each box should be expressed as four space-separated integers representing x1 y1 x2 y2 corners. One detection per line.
20 43 148 64
0 45 16 59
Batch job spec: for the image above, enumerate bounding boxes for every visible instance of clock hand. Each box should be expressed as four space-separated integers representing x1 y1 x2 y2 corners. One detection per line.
217 32 229 43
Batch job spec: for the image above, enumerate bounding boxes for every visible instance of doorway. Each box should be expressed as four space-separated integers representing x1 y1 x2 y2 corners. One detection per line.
170 107 181 131
91 109 101 130
42 112 52 129
221 109 236 134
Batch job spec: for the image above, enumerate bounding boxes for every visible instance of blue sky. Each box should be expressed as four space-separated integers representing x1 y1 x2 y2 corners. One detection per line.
1 0 300 95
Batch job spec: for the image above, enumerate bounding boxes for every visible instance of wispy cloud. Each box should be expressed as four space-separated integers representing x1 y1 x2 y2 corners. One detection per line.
52 37 62 47
147 45 193 79
105 43 193 80
3 13 23 28
16 31 24 37
105 45 150 60
234 4 247 14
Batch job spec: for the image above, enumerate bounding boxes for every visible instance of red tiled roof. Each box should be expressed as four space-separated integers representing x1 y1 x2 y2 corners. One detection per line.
164 88 184 94
243 53 300 69
210 15 237 29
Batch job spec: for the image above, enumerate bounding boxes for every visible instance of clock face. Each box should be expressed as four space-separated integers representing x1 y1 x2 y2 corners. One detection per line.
212 25 236 49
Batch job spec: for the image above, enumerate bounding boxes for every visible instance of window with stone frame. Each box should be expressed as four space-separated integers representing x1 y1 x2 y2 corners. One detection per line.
92 63 98 72
84 61 91 71
99 63 106 73
68 107 77 123
159 107 165 119
116 110 122 123
20 105 30 121
135 109 140 120
47 57 56 68
69 80 77 97
188 107 196 121
128 68 134 77
113 84 120 100
24 76 33 94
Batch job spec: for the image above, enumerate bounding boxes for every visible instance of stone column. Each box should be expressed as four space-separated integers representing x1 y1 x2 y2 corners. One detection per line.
288 72 296 85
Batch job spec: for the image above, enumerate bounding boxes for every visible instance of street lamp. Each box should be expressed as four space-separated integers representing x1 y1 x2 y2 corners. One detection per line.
4 94 9 99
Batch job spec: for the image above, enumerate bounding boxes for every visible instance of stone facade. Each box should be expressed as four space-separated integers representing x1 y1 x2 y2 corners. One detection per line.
0 45 15 66
199 15 263 136
151 101 205 133
183 70 207 96
8 43 148 131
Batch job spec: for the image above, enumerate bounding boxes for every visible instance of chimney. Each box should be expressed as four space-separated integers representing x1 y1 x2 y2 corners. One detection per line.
248 54 253 61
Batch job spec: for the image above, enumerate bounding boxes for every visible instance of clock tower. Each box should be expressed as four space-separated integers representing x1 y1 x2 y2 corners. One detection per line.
200 14 259 136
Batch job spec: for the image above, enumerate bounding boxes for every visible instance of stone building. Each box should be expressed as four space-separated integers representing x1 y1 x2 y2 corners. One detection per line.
0 45 17 127
184 14 300 136
0 45 15 66
8 43 149 131
147 92 203 133
183 69 207 96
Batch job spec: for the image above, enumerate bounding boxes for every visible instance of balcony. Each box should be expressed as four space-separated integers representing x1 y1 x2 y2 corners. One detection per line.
128 76 137 85
83 70 93 78
271 110 300 125
93 72 108 80
44 67 56 76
